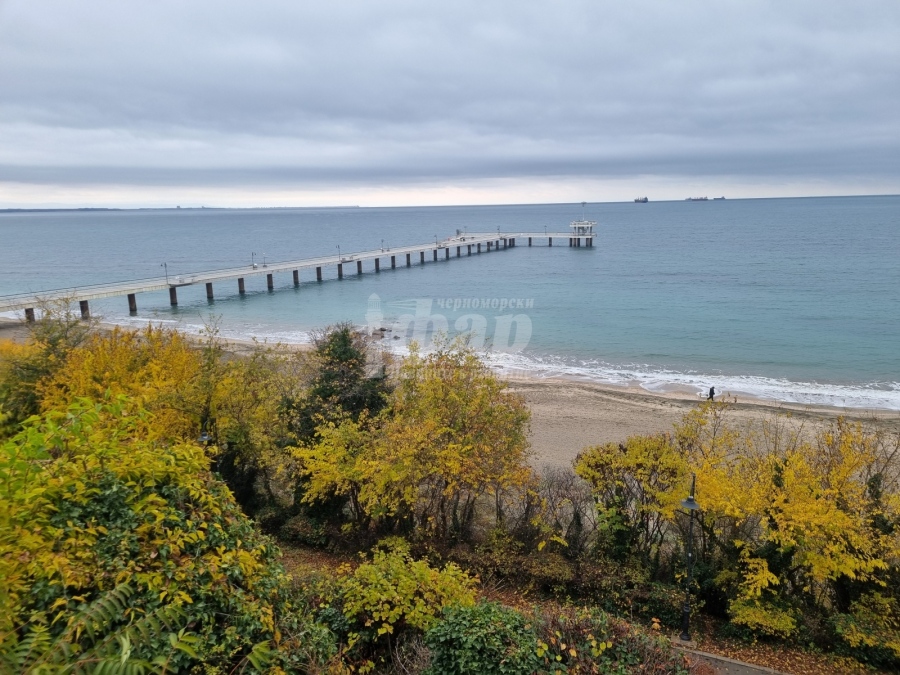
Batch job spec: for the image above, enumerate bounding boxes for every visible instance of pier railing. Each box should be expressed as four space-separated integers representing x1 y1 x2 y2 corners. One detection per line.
0 231 593 319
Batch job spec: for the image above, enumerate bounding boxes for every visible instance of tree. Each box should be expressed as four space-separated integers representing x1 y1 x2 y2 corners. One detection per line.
293 339 534 542
287 322 391 443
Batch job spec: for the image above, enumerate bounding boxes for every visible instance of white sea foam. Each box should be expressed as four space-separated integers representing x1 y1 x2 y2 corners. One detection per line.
8 310 898 411
480 351 900 410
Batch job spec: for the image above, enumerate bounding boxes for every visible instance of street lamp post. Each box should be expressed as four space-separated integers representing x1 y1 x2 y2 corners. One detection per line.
337 245 341 260
251 252 256 268
263 253 267 267
680 474 701 642
161 262 169 284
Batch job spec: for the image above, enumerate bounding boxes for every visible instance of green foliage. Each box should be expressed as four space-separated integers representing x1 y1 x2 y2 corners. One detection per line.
288 323 391 443
425 602 541 675
336 540 476 639
0 584 196 675
831 591 900 668
533 605 690 675
0 396 293 672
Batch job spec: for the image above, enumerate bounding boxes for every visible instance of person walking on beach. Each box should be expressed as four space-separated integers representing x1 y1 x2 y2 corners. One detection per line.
707 386 715 401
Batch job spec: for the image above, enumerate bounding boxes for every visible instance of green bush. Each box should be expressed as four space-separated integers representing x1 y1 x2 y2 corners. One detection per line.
425 602 541 675
0 397 298 673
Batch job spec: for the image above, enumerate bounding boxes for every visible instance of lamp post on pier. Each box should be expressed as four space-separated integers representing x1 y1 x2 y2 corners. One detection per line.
337 245 341 261
680 474 701 643
161 262 169 284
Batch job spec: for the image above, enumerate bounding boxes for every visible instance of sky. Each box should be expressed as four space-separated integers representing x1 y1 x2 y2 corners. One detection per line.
1 0 898 208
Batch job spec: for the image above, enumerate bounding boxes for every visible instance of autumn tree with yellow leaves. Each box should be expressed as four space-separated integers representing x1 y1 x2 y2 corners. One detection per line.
293 340 533 542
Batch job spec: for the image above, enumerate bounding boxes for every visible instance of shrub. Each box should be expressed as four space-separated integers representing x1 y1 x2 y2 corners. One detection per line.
533 605 691 675
0 397 296 673
337 541 476 639
425 602 541 675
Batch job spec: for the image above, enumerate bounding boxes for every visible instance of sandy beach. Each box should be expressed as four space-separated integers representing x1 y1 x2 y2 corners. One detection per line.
507 377 900 469
4 317 898 471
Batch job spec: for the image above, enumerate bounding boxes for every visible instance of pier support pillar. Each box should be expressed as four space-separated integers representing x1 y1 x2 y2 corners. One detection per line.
357 260 363 275
549 237 552 246
445 248 449 260
456 246 461 257
169 288 178 306
487 242 491 251
205 283 213 300
128 293 138 313
391 255 396 268
293 270 299 285
238 277 245 294
406 253 411 267
25 308 35 323
267 273 274 290
477 243 481 253
528 237 532 246
375 258 380 272
420 251 425 264
587 238 592 247
433 249 438 261
316 266 322 282
80 300 91 319
468 244 472 256
338 263 343 280
510 238 515 247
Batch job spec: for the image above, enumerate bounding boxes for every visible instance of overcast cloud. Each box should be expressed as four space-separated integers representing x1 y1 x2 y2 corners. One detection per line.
1 0 898 207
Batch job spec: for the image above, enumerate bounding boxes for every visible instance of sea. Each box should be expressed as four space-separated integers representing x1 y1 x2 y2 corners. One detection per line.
1 196 898 410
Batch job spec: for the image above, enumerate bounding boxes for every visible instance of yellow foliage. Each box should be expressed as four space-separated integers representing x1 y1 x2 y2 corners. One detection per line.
37 326 203 441
292 339 534 538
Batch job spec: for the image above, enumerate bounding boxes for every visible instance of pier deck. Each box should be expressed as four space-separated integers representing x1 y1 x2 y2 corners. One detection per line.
0 231 592 319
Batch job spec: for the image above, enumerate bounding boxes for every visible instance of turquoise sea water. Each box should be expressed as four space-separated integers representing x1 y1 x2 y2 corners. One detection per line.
1 197 898 409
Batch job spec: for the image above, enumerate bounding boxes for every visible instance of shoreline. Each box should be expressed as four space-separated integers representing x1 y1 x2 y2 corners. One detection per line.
4 317 898 469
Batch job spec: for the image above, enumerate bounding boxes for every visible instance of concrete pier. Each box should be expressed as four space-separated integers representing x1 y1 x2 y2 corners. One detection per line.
80 300 90 319
1 230 592 320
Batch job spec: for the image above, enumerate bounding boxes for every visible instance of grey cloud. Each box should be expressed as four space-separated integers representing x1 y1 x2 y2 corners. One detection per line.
0 0 898 197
